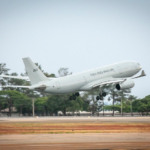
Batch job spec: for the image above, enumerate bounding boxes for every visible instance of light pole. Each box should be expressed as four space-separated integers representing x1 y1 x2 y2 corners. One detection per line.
121 91 123 116
130 99 133 116
32 98 35 117
103 98 104 116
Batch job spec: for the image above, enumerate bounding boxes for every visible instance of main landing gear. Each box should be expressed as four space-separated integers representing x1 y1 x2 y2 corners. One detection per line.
96 92 107 100
69 92 80 100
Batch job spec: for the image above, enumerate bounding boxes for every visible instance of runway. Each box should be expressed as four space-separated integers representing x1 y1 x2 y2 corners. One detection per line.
0 117 150 150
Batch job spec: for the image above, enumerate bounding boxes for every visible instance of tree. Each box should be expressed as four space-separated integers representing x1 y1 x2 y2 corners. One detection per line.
35 97 48 116
108 89 119 116
0 90 14 116
134 95 150 115
58 68 72 77
0 63 9 74
0 95 7 113
82 90 103 116
46 94 86 116
105 89 136 116
128 95 137 116
145 95 150 114
47 95 62 116
67 97 85 115
0 90 32 116
13 92 32 116
0 63 10 86
44 73 56 78
59 94 72 116
104 105 121 112
116 89 131 116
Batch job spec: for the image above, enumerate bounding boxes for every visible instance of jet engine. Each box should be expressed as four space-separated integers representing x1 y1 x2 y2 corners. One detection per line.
116 79 135 90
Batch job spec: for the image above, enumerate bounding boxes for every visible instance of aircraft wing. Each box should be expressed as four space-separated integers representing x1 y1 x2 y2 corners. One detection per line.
91 70 146 89
91 78 125 89
0 75 30 81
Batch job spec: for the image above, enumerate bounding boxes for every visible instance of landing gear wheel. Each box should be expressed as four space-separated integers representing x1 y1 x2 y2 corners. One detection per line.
99 95 103 100
96 96 100 100
69 96 73 100
102 92 106 97
72 95 76 100
69 95 76 100
75 92 80 97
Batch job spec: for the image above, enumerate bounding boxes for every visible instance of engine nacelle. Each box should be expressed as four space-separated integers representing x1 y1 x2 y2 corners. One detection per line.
116 79 135 90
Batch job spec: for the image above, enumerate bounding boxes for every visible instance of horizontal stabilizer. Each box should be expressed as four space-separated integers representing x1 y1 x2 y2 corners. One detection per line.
0 84 47 91
0 75 30 81
0 85 31 89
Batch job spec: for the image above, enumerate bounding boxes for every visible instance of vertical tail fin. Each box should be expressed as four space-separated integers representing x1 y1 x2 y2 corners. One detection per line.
22 57 48 85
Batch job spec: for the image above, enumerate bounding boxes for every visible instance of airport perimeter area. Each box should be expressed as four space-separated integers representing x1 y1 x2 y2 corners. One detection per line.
0 116 150 150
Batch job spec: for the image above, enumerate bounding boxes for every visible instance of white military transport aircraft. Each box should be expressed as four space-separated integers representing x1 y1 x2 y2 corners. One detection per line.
0 57 146 100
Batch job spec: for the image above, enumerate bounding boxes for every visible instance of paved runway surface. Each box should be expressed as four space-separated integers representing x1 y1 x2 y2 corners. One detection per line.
0 117 150 150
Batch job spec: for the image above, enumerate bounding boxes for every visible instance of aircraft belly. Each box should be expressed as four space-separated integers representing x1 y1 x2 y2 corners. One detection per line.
59 83 82 93
45 83 82 94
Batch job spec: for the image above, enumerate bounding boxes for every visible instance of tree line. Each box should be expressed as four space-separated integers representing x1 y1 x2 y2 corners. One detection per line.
0 63 150 116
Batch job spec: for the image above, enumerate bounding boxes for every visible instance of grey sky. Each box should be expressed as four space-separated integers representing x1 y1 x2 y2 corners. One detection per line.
0 0 150 98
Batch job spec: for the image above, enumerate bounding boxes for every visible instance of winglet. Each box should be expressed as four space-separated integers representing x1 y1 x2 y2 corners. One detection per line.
133 70 146 79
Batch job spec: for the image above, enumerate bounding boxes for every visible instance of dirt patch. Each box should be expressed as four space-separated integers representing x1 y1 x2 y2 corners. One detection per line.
0 122 150 134
0 117 150 149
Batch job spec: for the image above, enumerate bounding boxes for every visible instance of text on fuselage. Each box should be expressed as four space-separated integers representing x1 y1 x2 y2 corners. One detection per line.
90 68 114 76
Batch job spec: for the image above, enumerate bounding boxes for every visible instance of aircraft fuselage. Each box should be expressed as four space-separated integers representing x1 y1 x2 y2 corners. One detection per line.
43 61 141 94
